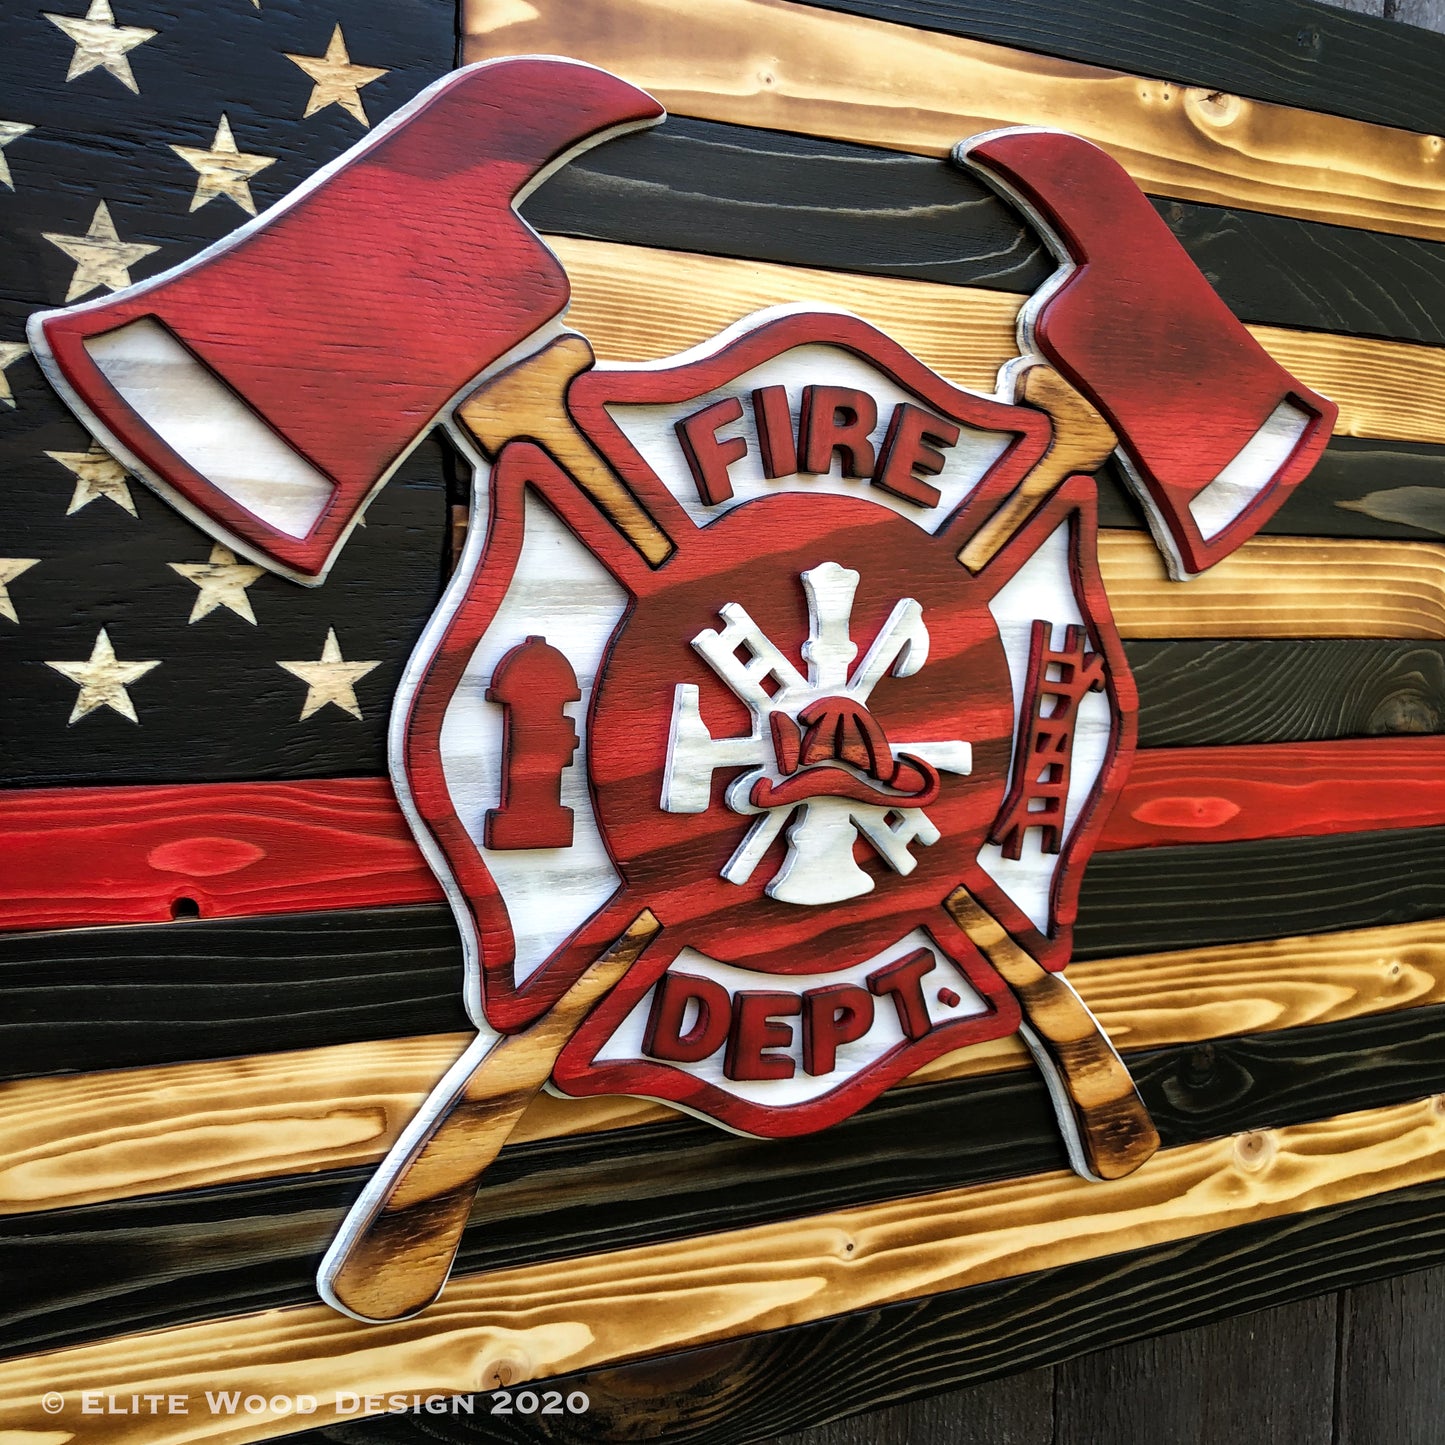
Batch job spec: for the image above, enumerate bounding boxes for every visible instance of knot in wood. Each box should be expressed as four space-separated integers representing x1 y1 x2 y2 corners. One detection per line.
1187 88 1244 127
1233 1130 1277 1172
1182 1043 1216 1090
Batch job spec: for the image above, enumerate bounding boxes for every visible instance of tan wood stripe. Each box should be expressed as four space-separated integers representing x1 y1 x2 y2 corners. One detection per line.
3 1094 1443 1445
1099 532 1445 639
3 917 1437 1215
470 0 1445 244
550 237 1445 447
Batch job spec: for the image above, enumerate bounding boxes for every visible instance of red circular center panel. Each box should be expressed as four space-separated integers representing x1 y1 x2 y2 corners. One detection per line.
589 495 1014 974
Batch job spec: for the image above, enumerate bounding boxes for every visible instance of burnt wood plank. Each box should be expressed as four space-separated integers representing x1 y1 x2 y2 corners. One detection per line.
797 0 1445 137
9 824 1445 1079
526 117 1445 347
278 1178 1445 1444
1073 826 1445 959
2 1001 1441 1360
1096 442 1445 543
1128 640 1445 746
0 905 473 1080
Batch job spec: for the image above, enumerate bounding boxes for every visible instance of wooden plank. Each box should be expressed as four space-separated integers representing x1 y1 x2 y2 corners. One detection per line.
0 778 440 931
467 0 1445 243
1073 825 1445 960
1216 439 1445 543
1337 1267 1445 1445
526 116 1445 350
9 733 1445 932
4 1003 1442 1361
1098 532 1445 640
2 1097 1443 1445
274 1178 1445 1445
10 823 1445 1081
1054 1296 1338 1445
5 914 1440 1215
797 0 1445 138
777 1372 1055 1445
0 904 473 1082
550 237 1445 448
1102 737 1445 850
1129 640 1445 746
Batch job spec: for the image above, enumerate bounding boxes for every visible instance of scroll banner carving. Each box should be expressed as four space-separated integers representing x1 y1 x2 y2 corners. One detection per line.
25 56 1335 1322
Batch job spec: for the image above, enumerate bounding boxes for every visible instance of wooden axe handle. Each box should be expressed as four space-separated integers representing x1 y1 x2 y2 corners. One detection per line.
944 886 1158 1180
456 334 673 566
319 910 661 1323
959 363 1118 573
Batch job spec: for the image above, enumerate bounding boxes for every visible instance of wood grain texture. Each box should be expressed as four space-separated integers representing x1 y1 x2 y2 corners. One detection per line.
1337 1267 1445 1445
796 0 1445 137
3 1097 1444 1444
525 117 1445 350
1128 639 1445 746
468 0 1445 243
0 904 473 1082
4 915 1441 1214
551 237 1445 448
0 432 450 792
1104 737 1445 850
779 1368 1055 1445
0 777 440 931
1098 532 1445 639
10 822 1445 1081
1074 825 1445 960
7 990 1445 1361
1220 439 1445 543
277 1186 1445 1445
1053 1294 1339 1445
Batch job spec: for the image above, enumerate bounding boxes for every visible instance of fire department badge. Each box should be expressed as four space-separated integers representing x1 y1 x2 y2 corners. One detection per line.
25 55 1337 1323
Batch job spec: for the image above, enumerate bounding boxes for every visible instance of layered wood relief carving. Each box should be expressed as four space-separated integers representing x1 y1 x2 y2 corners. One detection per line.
18 0 1445 1437
22 55 1335 1326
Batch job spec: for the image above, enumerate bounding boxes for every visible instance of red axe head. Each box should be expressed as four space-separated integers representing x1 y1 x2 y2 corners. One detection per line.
28 57 663 583
956 128 1336 579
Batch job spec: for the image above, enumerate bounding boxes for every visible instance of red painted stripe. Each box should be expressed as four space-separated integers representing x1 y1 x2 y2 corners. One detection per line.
4 736 1445 933
0 777 441 932
1099 736 1445 851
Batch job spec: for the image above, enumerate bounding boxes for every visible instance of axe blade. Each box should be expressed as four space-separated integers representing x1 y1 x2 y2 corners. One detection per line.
957 128 1337 580
29 57 664 584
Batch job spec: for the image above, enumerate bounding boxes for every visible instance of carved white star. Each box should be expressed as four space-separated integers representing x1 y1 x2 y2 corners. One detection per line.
0 342 28 408
44 0 156 94
0 558 38 624
171 114 276 216
0 122 34 191
170 543 265 623
44 200 160 302
279 627 380 720
46 440 136 515
47 627 160 724
285 26 387 127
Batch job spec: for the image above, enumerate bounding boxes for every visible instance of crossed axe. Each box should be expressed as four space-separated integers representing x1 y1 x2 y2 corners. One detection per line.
29 57 1336 1321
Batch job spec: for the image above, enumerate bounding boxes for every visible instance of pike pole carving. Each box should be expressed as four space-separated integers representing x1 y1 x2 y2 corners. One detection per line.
26 58 1337 1322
